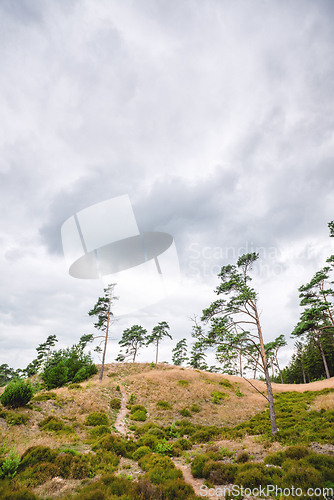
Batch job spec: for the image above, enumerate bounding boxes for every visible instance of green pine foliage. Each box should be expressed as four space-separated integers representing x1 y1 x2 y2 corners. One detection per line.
0 379 33 408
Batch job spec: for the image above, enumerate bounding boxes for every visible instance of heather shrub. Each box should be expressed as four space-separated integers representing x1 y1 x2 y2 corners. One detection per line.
0 379 33 408
157 400 172 410
89 425 111 439
32 391 57 401
180 408 192 418
110 398 121 409
133 446 152 461
85 412 109 426
131 410 147 421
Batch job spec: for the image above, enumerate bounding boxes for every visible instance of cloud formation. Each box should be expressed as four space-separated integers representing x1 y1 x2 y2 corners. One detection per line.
0 0 334 372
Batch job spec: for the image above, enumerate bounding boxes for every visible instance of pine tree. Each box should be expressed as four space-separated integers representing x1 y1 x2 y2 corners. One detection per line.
197 253 278 435
146 321 172 365
118 325 147 363
172 338 189 366
88 283 118 381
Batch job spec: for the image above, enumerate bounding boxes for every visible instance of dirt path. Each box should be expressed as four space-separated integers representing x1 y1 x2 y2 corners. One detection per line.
114 385 128 435
172 459 205 496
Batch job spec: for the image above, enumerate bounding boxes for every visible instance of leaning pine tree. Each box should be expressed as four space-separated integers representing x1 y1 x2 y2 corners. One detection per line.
88 283 118 382
198 253 278 436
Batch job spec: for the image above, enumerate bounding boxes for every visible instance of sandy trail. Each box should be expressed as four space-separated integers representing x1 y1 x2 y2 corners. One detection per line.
250 376 334 393
114 385 128 435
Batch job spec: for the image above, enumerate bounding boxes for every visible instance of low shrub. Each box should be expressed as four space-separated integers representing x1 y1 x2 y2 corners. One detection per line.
264 451 285 466
0 448 20 478
137 433 159 450
20 446 59 469
236 451 249 463
39 416 75 434
176 438 191 450
190 404 200 413
0 483 38 499
0 379 33 408
85 412 109 426
191 454 211 478
138 453 176 472
130 404 147 414
284 445 309 460
0 411 29 425
131 410 147 421
157 400 172 410
180 408 192 418
67 383 82 390
235 389 244 397
89 425 111 439
110 398 121 409
211 391 228 404
33 391 57 401
203 462 238 484
219 378 233 389
177 380 189 387
133 446 152 461
93 433 127 456
155 439 174 456
235 463 271 488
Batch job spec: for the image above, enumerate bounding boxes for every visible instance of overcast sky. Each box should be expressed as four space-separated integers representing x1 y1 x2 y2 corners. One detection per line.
1 0 334 373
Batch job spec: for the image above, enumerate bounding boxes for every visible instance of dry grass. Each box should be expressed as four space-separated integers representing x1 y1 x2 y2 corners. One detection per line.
2 364 334 461
125 366 268 427
311 391 334 411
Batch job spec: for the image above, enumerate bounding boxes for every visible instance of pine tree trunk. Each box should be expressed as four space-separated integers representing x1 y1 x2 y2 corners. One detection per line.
255 306 278 435
301 362 306 384
99 301 111 382
317 338 330 379
156 339 159 365
276 358 284 384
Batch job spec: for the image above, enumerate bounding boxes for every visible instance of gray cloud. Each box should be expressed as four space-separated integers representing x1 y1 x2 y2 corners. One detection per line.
0 0 334 372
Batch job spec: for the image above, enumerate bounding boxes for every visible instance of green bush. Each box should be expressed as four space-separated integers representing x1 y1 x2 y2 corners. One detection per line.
219 378 233 389
39 416 74 434
20 446 58 469
155 439 174 456
264 451 285 466
0 448 20 478
93 434 127 456
235 389 244 397
156 400 172 410
67 383 82 390
130 404 147 414
177 380 189 387
110 398 121 409
180 408 192 418
133 446 152 461
190 404 200 413
191 454 211 478
211 391 228 404
138 453 176 472
235 463 271 488
131 410 147 421
203 462 238 484
0 483 38 499
176 438 191 450
0 379 33 408
0 411 29 425
85 412 109 426
236 451 249 463
137 433 159 450
89 425 111 439
284 445 309 460
32 391 57 401
43 361 68 389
